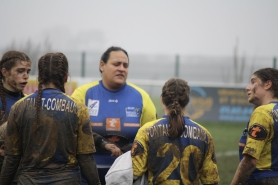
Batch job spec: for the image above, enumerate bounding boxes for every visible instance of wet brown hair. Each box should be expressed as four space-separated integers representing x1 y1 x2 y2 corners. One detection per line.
161 78 190 139
35 52 68 126
0 50 31 113
253 68 278 99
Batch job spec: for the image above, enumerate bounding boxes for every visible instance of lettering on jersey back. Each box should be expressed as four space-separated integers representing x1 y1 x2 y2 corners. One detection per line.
182 125 208 143
25 98 77 113
146 124 169 137
146 124 208 143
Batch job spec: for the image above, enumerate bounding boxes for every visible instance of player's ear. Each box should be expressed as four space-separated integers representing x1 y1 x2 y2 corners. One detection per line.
160 96 165 105
264 80 272 90
1 68 8 78
99 61 105 73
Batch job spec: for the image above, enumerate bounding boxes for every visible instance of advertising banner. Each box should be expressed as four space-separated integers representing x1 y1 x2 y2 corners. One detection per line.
186 86 254 123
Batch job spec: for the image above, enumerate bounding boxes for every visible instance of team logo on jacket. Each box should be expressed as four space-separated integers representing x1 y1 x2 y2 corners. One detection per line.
106 118 121 131
87 99 99 116
248 124 267 140
125 107 141 117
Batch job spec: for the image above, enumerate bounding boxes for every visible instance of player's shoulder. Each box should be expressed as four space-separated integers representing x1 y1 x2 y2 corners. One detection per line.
140 118 164 130
75 101 88 111
253 104 275 116
75 81 100 92
23 93 30 97
71 81 100 101
63 93 88 110
126 82 149 96
10 94 33 111
14 93 34 105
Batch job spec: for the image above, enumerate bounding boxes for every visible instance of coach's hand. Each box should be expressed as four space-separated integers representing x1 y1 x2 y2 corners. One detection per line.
104 143 123 157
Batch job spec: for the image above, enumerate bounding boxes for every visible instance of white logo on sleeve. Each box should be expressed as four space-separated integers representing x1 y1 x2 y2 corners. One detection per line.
88 99 99 116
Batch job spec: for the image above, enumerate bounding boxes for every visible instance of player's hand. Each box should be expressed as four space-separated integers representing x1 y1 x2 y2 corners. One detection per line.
0 144 5 157
104 143 123 157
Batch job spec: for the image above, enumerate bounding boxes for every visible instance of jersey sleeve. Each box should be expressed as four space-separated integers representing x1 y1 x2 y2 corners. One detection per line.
71 81 96 105
71 87 87 105
77 103 96 154
131 120 158 177
71 81 99 105
131 123 151 177
4 105 20 155
140 93 156 127
198 130 220 184
243 106 272 160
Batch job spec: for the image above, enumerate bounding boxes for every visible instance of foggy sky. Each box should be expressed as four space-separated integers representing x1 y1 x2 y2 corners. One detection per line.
0 0 277 57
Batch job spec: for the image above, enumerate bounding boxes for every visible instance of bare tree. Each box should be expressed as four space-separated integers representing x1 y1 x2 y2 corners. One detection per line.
233 37 246 83
222 37 246 83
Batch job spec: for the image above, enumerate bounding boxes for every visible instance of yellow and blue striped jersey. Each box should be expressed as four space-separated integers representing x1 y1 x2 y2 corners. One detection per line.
132 116 219 185
71 80 156 167
239 102 278 180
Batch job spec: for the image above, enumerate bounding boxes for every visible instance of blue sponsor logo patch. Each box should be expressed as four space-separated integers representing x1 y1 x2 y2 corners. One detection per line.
125 107 141 117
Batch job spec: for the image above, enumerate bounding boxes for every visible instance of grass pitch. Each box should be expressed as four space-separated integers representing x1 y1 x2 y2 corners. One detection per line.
200 122 245 185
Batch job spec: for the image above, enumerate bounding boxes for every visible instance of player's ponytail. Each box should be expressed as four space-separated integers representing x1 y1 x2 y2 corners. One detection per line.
161 78 190 139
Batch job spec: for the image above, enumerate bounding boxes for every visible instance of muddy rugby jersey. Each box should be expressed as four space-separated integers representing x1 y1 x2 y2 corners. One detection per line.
132 116 219 185
239 102 278 180
4 88 95 183
0 89 24 176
